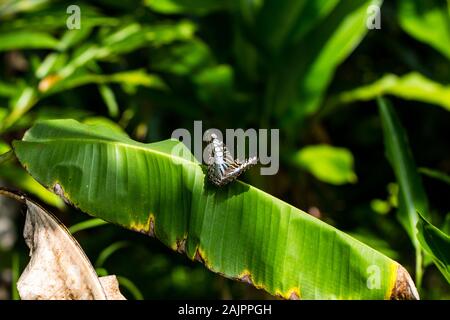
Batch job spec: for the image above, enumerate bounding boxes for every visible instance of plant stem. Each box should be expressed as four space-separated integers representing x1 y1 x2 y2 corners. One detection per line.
415 248 423 290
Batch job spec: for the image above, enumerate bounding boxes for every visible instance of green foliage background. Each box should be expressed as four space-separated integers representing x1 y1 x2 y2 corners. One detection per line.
0 0 449 299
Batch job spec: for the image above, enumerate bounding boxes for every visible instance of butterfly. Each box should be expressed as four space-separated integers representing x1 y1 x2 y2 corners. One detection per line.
206 133 257 186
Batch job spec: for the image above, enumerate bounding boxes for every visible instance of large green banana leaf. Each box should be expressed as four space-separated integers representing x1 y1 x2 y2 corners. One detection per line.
12 119 417 299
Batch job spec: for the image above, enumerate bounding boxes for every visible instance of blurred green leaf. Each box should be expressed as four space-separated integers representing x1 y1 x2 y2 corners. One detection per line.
339 73 450 111
387 183 399 208
193 64 234 103
95 241 130 268
101 23 147 55
58 45 107 79
152 39 213 75
370 199 391 215
254 0 340 54
34 106 92 121
98 84 119 118
1 87 38 132
0 150 14 166
193 64 233 88
69 218 108 235
0 4 117 31
0 31 58 51
43 70 166 95
0 0 50 18
398 0 450 59
419 167 450 185
102 20 196 53
57 27 93 51
293 144 357 185
102 70 167 90
264 0 382 125
144 0 230 15
146 20 197 46
116 276 144 300
0 164 64 208
444 214 450 235
35 53 60 79
0 141 11 155
0 109 6 124
0 81 20 98
378 96 429 286
417 214 450 283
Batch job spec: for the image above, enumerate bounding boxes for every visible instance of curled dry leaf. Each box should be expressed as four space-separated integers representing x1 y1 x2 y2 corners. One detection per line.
0 189 125 300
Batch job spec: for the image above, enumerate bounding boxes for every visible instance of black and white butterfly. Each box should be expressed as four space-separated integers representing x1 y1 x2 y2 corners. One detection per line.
206 133 257 186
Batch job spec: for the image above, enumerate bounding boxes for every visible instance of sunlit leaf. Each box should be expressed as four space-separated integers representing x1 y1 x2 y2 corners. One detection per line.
35 53 60 79
398 0 450 59
370 199 391 215
43 70 166 95
12 119 419 299
58 45 107 79
146 20 197 46
81 117 127 137
0 31 58 51
339 73 450 112
1 87 38 132
293 145 357 185
0 0 50 18
57 27 93 51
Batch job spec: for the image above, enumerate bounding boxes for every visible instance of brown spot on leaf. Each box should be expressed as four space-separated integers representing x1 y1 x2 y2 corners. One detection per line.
239 272 254 285
130 215 155 237
53 183 73 206
288 290 300 300
194 247 205 264
390 265 419 300
176 238 186 254
148 216 155 237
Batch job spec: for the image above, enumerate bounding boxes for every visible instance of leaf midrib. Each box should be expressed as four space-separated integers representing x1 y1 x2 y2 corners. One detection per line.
18 134 354 240
20 137 197 166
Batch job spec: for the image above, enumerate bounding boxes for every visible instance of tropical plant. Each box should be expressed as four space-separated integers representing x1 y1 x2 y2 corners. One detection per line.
0 0 449 300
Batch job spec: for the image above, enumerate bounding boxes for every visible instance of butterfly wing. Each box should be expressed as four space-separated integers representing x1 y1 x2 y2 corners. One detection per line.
223 157 257 181
207 135 257 186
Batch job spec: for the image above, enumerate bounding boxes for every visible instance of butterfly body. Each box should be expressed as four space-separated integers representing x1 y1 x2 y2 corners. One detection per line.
207 133 257 186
